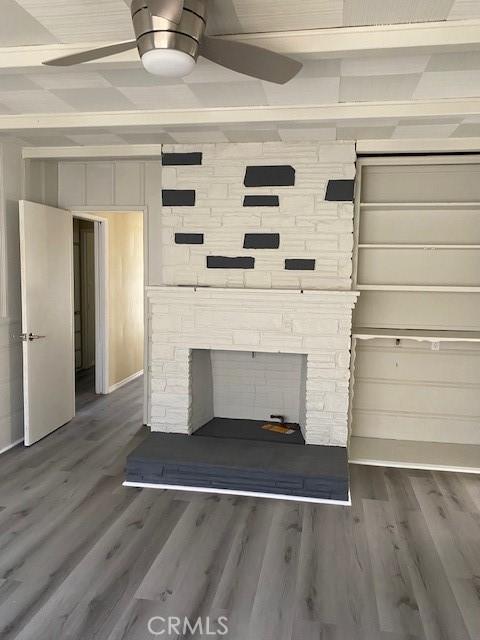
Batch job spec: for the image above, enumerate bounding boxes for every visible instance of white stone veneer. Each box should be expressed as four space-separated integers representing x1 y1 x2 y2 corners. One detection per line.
149 286 359 447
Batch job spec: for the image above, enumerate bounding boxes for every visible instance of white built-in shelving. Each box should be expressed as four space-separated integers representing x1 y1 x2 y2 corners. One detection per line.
350 156 480 467
353 327 480 343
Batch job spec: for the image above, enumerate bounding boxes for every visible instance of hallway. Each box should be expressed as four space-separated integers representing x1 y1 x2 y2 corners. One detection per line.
0 377 479 640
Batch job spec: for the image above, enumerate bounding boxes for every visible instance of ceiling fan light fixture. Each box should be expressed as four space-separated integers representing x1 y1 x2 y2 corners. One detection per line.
141 48 196 77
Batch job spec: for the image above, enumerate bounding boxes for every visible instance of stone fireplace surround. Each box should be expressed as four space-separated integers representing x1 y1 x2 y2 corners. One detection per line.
149 286 359 447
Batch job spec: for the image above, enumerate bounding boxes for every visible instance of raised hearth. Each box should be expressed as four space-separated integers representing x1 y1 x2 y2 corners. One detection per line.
125 430 349 503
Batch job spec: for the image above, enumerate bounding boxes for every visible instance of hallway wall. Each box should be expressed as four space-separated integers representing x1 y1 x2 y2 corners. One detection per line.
101 211 144 389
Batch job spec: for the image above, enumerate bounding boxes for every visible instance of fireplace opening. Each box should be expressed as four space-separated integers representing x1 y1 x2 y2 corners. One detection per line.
190 349 307 445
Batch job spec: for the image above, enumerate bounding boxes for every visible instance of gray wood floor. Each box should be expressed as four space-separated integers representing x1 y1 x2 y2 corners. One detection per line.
1 377 479 640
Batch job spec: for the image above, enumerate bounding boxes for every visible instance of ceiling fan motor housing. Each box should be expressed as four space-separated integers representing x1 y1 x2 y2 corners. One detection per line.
131 0 207 62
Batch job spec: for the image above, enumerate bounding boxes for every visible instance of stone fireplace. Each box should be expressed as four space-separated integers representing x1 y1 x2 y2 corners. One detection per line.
149 287 359 447
129 141 358 501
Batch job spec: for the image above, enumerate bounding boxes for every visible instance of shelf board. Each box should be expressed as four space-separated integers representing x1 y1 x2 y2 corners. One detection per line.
357 285 480 292
349 436 480 474
353 327 480 342
358 244 480 249
360 202 480 209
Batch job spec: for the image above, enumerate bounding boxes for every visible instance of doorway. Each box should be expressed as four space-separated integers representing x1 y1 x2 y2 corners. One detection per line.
73 218 96 409
72 212 109 406
73 209 145 401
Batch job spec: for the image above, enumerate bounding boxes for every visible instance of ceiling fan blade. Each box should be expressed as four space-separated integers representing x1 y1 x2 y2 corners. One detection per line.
43 41 138 67
146 0 184 23
199 36 302 84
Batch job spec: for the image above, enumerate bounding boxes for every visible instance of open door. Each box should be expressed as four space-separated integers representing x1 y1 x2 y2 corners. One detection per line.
19 200 75 446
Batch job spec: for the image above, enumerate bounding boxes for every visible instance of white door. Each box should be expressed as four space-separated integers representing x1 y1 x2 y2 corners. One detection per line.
19 200 75 446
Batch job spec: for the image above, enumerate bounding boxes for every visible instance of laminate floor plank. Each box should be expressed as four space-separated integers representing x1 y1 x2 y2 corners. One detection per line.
406 510 471 640
431 472 478 514
209 498 275 640
410 476 473 579
0 377 479 640
350 464 389 501
0 483 140 640
293 504 340 627
332 499 382 639
459 474 480 511
247 501 303 640
363 499 425 637
13 491 183 640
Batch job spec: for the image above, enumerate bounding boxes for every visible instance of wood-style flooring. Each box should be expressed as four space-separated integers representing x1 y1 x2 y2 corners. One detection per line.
0 377 479 639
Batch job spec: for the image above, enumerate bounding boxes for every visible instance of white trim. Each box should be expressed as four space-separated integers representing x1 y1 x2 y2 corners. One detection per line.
357 137 480 155
0 146 6 319
23 145 163 160
358 154 480 167
357 285 480 292
358 244 480 249
349 458 480 474
8 98 480 135
0 438 23 455
72 211 109 395
109 369 143 393
3 19 480 69
122 481 352 506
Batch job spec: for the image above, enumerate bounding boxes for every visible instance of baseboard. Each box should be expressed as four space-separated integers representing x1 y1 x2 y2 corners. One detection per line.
0 438 24 455
123 482 352 506
109 370 143 393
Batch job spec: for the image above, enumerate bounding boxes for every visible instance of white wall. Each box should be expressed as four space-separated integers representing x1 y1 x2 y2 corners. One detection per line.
57 159 162 423
0 142 24 452
100 210 144 388
57 160 162 285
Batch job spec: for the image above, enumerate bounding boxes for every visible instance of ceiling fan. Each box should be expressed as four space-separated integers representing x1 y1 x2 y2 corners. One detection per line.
43 0 302 84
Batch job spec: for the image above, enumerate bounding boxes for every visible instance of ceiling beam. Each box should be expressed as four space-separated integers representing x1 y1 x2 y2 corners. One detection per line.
2 19 480 69
22 145 164 159
21 138 480 160
357 137 480 155
0 99 479 132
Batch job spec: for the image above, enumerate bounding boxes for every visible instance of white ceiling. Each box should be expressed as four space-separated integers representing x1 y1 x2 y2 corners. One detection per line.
2 0 480 47
1 50 480 116
1 0 480 145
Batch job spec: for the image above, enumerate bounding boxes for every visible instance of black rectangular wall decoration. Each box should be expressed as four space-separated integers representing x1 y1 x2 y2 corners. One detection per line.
285 259 316 271
244 165 295 187
243 233 280 249
243 195 280 207
162 190 196 206
175 233 204 245
207 256 255 269
325 179 355 201
162 152 203 166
